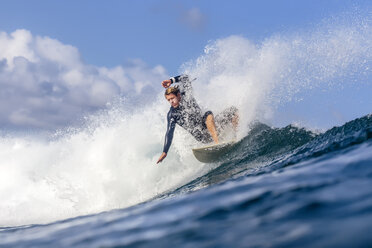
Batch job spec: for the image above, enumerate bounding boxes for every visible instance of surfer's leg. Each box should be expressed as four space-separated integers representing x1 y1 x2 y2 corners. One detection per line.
205 114 219 144
231 108 239 131
215 106 239 130
203 112 219 144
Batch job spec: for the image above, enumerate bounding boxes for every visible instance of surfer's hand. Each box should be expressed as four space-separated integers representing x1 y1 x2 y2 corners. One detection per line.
157 152 167 164
162 80 172 88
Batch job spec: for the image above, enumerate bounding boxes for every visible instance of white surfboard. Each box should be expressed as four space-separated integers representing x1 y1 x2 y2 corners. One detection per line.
192 141 236 163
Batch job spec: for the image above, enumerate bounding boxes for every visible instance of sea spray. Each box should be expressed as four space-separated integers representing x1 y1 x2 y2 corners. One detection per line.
0 99 215 227
182 12 372 133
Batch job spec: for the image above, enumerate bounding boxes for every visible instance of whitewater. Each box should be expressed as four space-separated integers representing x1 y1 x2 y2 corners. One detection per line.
0 11 372 247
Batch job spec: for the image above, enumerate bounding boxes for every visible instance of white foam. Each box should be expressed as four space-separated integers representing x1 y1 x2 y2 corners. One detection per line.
0 98 218 226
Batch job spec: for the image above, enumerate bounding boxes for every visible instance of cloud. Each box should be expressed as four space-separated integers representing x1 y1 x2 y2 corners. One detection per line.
179 7 206 32
0 29 168 130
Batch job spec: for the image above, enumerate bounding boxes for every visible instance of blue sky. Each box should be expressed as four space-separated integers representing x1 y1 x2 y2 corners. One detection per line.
0 0 367 74
0 0 371 130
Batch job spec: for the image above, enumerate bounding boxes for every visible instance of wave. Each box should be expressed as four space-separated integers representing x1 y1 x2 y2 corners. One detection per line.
1 114 371 247
170 114 372 197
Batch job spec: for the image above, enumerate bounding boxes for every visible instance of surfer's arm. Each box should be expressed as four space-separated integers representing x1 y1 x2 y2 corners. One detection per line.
162 75 192 91
170 75 192 92
163 112 176 154
158 112 176 164
169 75 189 84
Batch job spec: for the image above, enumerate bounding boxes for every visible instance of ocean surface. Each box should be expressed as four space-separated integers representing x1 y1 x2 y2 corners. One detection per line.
1 114 371 248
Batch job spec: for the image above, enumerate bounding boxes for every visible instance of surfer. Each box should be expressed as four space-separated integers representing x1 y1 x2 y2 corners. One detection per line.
157 75 238 164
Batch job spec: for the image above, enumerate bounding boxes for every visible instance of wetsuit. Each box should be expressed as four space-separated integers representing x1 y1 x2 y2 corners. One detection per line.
162 75 213 154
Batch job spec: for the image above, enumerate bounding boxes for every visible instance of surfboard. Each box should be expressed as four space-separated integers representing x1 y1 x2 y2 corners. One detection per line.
192 141 236 163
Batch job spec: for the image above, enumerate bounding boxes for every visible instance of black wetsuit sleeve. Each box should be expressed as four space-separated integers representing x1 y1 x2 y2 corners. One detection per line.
170 74 192 94
163 111 176 153
170 75 186 84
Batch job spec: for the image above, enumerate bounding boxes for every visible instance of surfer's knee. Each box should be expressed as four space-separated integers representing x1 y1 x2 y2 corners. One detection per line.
230 106 238 114
215 106 238 126
202 111 214 127
205 114 215 126
231 107 239 121
228 106 239 130
228 106 238 118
